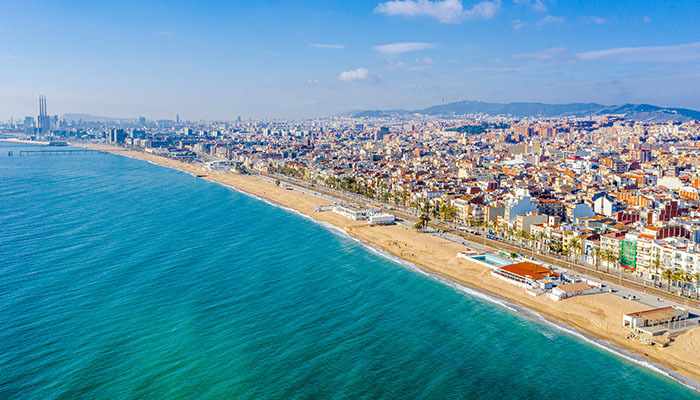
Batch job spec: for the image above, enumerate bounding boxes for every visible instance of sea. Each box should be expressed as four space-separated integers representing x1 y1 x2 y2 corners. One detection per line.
1 143 698 399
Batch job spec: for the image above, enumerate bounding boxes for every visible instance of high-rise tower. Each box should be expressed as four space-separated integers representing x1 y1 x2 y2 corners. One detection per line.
37 95 51 136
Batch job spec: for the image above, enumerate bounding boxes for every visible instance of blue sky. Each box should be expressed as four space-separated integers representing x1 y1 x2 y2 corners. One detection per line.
2 0 700 120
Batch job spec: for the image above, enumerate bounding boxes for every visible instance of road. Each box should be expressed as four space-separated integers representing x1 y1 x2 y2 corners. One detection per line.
265 172 700 309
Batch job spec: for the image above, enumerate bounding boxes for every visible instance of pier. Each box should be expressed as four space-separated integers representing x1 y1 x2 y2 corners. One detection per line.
18 149 104 156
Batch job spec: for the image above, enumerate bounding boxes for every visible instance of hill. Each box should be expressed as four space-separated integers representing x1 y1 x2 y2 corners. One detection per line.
346 101 700 122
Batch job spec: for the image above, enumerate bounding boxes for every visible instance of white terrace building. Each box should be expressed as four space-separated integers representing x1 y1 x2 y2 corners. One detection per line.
645 237 700 278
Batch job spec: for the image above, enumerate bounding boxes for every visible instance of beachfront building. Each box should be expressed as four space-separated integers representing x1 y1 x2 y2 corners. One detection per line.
647 237 700 278
453 194 486 225
334 205 372 221
491 261 559 289
623 306 690 335
515 212 548 235
368 213 396 225
547 282 607 301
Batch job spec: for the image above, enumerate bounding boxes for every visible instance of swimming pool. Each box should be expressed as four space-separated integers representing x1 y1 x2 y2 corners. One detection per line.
471 253 513 267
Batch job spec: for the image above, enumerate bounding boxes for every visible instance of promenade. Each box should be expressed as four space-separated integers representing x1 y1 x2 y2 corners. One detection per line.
265 172 700 312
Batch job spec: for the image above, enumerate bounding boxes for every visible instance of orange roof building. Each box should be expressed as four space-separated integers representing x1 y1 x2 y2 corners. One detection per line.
493 261 559 286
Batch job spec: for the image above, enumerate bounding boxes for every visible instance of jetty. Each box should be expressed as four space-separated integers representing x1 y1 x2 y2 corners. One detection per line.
18 149 103 156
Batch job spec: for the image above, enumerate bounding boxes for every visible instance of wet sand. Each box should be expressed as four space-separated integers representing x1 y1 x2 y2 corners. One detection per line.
80 143 700 388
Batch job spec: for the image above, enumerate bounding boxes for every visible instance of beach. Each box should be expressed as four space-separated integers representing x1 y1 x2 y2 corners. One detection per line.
81 143 700 389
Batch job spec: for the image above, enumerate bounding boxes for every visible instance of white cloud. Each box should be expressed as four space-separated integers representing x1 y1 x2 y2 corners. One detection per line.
512 46 578 63
157 31 172 36
511 18 524 30
338 67 376 83
262 50 279 56
408 57 436 70
374 0 501 24
508 42 700 67
373 42 435 54
577 41 700 63
513 0 546 12
584 16 607 24
536 15 565 26
309 43 346 49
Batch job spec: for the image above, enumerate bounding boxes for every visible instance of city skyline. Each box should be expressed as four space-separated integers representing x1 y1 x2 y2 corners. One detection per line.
2 0 700 120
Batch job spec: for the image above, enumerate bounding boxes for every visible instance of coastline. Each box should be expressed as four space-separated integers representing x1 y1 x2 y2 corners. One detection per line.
77 143 700 391
0 138 49 146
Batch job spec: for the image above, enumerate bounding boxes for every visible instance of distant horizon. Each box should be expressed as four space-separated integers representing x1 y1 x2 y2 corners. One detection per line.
4 98 700 124
3 1 700 120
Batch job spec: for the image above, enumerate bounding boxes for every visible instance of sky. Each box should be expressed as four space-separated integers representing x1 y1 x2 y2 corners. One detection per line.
2 0 700 120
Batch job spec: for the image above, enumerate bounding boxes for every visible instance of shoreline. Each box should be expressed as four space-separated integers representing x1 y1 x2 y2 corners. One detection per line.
213 174 700 393
75 143 700 392
0 138 49 146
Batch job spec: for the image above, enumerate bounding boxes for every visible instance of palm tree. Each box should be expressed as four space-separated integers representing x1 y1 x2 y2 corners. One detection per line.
401 190 410 211
391 190 400 207
414 215 428 232
498 223 508 240
568 237 582 263
489 219 498 231
605 250 619 279
682 271 693 297
548 240 563 255
516 230 527 251
409 200 420 214
661 268 674 292
672 270 685 296
561 247 571 261
465 216 475 230
431 202 440 220
601 249 613 274
542 233 553 254
592 247 601 271
650 255 662 286
535 231 546 253
443 206 456 227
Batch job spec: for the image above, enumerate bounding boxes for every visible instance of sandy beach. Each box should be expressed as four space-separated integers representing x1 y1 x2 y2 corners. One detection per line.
81 143 700 389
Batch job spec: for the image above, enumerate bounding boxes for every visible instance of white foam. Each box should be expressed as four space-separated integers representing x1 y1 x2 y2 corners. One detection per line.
225 180 700 393
120 156 700 393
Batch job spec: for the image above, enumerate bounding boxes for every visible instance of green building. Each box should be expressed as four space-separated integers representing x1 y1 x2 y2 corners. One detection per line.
620 239 637 270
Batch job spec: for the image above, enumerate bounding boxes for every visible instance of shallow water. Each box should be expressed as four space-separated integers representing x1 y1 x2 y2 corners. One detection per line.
1 144 697 399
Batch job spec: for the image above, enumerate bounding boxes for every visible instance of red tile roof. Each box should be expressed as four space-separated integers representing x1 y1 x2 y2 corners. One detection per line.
499 261 559 280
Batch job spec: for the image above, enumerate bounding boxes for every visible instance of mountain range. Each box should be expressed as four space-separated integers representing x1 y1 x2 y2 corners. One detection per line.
347 101 700 122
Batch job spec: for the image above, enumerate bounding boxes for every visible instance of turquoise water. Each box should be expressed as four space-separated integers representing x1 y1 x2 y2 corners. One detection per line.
1 143 698 399
472 254 513 267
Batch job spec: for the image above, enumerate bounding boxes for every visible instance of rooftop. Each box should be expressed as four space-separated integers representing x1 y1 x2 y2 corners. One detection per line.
499 261 559 280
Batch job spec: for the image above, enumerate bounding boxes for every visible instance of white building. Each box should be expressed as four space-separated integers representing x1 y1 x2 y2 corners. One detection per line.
548 282 607 301
593 193 622 217
504 188 538 223
368 214 396 225
333 205 371 221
